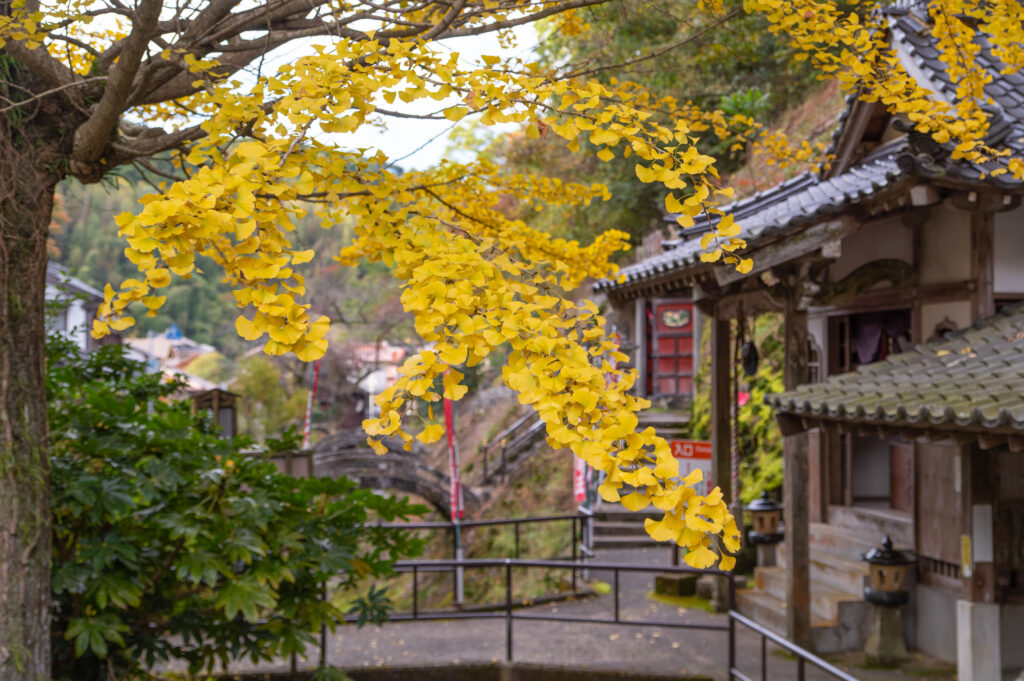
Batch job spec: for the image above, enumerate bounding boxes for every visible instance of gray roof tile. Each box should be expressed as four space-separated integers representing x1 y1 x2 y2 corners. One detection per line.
597 4 1024 296
767 305 1024 432
595 152 906 293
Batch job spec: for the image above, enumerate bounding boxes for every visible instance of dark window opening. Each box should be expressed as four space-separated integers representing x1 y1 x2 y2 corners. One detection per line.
828 308 911 376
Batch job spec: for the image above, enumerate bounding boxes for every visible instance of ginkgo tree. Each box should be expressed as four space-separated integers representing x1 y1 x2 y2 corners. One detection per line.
1 0 1023 678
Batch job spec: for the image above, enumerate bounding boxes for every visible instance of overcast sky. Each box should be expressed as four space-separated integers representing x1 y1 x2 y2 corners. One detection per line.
315 26 540 170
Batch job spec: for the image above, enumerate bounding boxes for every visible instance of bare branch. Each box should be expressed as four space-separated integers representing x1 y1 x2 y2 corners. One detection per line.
72 0 163 167
0 77 106 115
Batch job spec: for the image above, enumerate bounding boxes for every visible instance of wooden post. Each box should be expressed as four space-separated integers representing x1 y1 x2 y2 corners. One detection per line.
956 445 1002 681
711 311 731 504
783 288 811 647
971 211 994 321
710 310 732 612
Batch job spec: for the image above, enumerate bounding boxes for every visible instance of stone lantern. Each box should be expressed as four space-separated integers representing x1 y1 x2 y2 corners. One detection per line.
746 491 784 545
745 491 783 568
191 388 238 439
862 535 915 607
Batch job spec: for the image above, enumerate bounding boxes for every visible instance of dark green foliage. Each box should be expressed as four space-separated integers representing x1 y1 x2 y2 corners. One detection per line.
53 178 242 348
689 314 784 503
47 333 425 680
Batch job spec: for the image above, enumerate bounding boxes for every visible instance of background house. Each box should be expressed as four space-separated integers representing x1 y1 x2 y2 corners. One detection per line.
45 262 107 351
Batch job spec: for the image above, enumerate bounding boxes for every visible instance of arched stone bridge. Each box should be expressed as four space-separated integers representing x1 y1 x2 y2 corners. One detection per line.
312 430 481 518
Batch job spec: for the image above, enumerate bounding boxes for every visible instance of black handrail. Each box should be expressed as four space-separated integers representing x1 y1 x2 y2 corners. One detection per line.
358 558 734 663
727 610 863 681
295 551 863 681
376 512 585 530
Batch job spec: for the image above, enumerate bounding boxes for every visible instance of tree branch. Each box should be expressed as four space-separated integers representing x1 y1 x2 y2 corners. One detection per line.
2 39 79 90
72 0 163 168
0 77 106 115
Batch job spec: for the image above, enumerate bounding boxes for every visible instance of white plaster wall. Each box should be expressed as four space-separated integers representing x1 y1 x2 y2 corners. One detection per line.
1002 603 1024 670
851 434 891 499
830 215 914 282
45 283 91 351
66 299 89 350
920 300 973 339
915 584 958 662
920 204 971 284
993 204 1024 294
807 313 827 378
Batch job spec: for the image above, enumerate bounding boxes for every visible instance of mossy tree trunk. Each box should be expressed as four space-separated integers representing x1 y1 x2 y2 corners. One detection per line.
0 56 77 681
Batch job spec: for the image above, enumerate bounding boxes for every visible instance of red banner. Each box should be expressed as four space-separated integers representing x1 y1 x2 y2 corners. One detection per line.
444 374 464 520
301 360 321 449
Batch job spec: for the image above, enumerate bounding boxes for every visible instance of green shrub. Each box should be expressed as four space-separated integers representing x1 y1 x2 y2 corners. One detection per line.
47 333 425 680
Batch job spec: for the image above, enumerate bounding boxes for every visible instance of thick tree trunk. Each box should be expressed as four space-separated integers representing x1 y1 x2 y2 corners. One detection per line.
0 122 61 681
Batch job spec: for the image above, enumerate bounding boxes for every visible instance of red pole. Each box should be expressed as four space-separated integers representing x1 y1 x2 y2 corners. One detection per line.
301 359 321 449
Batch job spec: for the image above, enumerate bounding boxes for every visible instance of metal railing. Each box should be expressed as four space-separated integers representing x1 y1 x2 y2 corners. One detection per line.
377 510 595 599
728 610 863 681
287 512 865 681
377 558 863 680
479 413 545 482
382 558 732 663
378 510 594 560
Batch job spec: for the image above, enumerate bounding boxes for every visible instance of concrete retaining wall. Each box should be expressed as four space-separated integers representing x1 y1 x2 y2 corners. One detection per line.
915 584 957 663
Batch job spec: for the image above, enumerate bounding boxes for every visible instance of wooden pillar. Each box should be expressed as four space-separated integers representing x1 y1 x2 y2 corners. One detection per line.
957 446 1002 681
783 290 811 647
961 446 997 603
710 311 731 504
971 211 995 321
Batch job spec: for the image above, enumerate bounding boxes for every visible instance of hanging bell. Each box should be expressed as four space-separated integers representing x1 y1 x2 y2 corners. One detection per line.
741 341 759 376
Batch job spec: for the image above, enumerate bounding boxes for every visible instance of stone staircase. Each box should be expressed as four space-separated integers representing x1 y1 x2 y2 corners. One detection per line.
591 503 664 550
736 508 912 654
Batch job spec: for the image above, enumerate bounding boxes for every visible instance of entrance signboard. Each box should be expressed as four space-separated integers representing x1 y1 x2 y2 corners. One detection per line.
670 439 712 495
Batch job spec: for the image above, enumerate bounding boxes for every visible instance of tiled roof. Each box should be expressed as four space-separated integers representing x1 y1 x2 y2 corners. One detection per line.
767 306 1024 432
595 147 908 293
889 6 1024 188
46 262 103 301
596 3 1024 296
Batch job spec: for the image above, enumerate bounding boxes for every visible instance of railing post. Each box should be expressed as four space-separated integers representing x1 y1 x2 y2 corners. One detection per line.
798 657 806 681
728 608 736 679
728 573 736 679
761 635 767 681
571 517 578 593
320 581 328 669
412 565 419 619
613 569 620 623
505 559 513 662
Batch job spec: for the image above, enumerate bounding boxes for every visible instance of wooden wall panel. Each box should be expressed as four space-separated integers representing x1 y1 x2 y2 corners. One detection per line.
915 442 960 564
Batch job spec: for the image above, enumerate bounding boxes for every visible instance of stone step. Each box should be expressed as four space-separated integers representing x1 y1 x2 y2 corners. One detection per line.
592 504 663 523
827 505 913 547
735 589 836 635
593 521 651 537
592 535 661 550
735 588 787 636
737 587 872 654
809 522 884 562
777 544 869 596
754 566 864 624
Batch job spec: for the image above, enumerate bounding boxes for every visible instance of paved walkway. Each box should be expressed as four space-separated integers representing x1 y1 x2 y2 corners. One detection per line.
232 547 962 681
